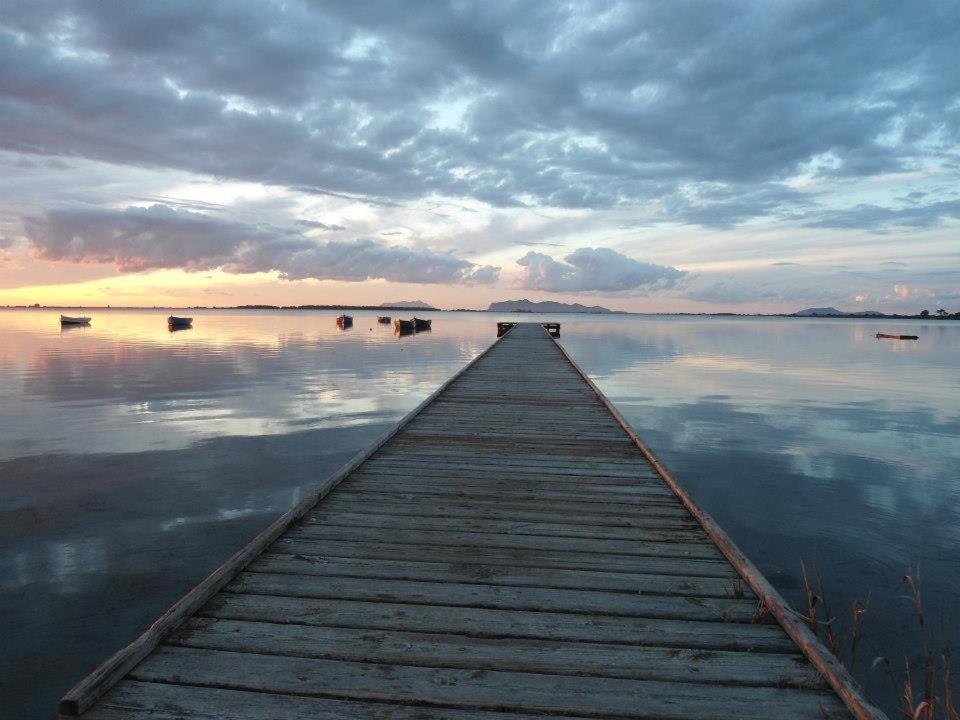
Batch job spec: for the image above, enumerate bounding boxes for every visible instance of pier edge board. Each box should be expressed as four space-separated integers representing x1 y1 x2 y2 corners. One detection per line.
56 326 515 717
547 325 888 720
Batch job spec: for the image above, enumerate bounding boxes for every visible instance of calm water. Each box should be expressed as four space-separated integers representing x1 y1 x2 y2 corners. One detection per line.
1 309 958 717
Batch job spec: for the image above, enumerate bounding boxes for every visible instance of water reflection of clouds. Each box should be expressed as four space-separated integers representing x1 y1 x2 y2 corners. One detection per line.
0 425 386 594
571 364 960 713
564 319 960 426
2 310 958 718
2 311 491 457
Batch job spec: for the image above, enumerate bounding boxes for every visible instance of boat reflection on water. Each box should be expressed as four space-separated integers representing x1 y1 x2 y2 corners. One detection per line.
60 322 90 333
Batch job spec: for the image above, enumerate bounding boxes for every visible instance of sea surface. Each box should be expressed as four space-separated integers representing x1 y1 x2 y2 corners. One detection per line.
1 308 958 717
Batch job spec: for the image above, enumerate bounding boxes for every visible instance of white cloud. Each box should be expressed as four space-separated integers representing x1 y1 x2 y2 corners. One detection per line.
516 247 683 293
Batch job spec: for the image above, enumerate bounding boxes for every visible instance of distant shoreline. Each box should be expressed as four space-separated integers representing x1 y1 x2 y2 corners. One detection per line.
3 304 956 320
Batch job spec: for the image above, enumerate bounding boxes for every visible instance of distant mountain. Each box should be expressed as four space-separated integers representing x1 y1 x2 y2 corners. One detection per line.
793 307 847 316
793 307 884 317
381 300 437 309
487 299 617 314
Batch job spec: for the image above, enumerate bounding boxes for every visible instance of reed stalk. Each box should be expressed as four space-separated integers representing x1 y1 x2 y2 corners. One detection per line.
799 563 956 719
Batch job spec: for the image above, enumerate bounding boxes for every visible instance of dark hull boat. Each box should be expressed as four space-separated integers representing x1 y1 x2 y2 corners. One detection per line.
394 318 415 335
167 316 193 330
60 315 91 325
412 317 432 331
336 314 353 329
377 316 391 324
876 332 918 340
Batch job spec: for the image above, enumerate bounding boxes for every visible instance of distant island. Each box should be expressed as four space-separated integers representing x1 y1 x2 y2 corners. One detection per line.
486 299 620 314
793 307 884 317
380 300 437 309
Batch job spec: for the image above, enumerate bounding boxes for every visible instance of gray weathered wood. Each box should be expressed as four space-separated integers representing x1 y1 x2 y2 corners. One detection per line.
128 646 848 719
170 617 825 687
202 594 798 652
287 523 722 558
84 681 595 720
270 537 736 576
302 510 711 542
226 571 757 621
249 552 749 597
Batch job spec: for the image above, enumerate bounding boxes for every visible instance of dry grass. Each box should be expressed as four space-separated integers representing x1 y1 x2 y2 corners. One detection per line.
805 563 959 720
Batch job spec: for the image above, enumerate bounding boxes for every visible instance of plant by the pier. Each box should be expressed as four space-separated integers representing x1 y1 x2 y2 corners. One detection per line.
872 568 959 720
796 562 958 718
799 560 867 664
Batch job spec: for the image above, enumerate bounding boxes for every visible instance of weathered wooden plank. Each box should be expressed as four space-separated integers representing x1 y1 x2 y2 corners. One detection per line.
392 434 638 450
347 465 666 484
346 466 667 487
358 458 657 479
329 488 693 512
250 553 749 598
271 537 736 577
371 448 655 465
202 594 797 652
85 681 593 720
316 498 700 528
227 571 757 621
303 510 711 542
129 646 848 719
287 523 722 559
171 618 825 688
343 475 671 497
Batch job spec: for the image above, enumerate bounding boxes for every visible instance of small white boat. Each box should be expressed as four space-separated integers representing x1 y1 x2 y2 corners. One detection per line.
60 315 91 325
167 315 193 329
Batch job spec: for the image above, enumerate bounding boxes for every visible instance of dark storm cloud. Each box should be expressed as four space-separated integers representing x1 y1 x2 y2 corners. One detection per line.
2 0 958 224
516 247 683 292
24 204 499 284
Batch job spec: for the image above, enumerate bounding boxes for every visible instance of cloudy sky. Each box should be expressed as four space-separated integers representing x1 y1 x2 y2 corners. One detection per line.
1 0 958 311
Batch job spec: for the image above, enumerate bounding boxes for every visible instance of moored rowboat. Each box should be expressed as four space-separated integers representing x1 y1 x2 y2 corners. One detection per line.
60 315 91 325
377 316 391 324
876 332 918 340
412 316 432 331
167 315 193 328
394 318 415 334
336 314 353 328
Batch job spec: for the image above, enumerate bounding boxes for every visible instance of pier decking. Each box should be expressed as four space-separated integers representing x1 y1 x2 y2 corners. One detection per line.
61 324 883 719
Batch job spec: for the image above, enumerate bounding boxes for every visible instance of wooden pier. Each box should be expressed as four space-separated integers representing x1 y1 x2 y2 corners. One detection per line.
61 324 885 719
